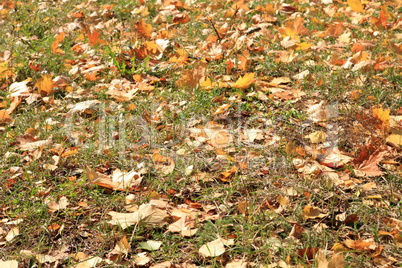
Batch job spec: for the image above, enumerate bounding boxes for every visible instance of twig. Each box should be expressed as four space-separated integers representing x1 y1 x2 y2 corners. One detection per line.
208 18 222 42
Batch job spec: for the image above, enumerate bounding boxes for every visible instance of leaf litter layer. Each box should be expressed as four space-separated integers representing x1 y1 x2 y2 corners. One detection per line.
0 0 401 267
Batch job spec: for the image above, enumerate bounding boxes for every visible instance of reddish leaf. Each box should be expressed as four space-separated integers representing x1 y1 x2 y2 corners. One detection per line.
353 147 386 177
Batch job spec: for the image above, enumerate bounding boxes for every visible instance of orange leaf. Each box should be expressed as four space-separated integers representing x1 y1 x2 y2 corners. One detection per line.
372 5 391 28
372 107 390 133
88 30 104 45
278 17 309 39
35 74 54 95
232 73 255 89
237 53 249 71
176 62 206 88
136 19 152 38
55 32 66 42
84 72 99 81
343 239 377 251
347 0 364 12
0 110 11 123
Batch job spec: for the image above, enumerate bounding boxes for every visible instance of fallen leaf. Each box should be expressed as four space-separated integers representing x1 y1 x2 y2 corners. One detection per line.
353 148 386 177
199 238 227 257
134 253 151 266
35 74 54 95
232 73 255 89
0 260 18 268
86 166 143 191
302 204 328 219
307 131 327 143
136 18 153 38
152 153 175 175
108 203 169 229
45 196 69 213
343 239 377 251
347 0 364 12
139 240 162 251
5 227 19 242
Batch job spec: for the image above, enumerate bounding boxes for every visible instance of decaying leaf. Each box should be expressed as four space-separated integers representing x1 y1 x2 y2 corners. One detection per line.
302 204 328 219
343 239 377 251
152 153 175 175
5 227 19 242
353 147 386 177
315 250 345 268
86 166 143 191
108 203 169 229
199 237 234 257
0 260 18 268
45 196 69 213
139 240 162 251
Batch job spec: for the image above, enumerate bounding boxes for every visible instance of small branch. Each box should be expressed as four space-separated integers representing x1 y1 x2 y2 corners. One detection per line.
208 18 222 42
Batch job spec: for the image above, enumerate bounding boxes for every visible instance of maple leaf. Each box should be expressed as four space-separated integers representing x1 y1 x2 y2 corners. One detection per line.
372 107 390 133
353 147 386 177
279 17 309 39
347 0 364 12
88 30 104 45
175 61 207 88
34 74 54 95
136 19 152 38
232 73 255 89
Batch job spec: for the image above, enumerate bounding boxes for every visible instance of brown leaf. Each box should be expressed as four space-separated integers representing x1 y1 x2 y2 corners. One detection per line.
153 153 175 175
172 13 190 24
353 147 386 177
297 247 319 260
175 61 207 88
302 204 328 219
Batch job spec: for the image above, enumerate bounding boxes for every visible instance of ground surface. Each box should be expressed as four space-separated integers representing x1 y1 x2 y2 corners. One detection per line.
0 0 401 267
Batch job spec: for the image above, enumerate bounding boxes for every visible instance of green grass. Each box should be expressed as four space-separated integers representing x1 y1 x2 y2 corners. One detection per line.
1 0 401 267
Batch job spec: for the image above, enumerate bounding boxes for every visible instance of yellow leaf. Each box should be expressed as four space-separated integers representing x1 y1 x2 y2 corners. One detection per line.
200 77 214 90
145 41 158 54
296 42 312 50
232 73 255 89
347 0 364 12
35 74 54 95
0 61 14 79
307 131 327 144
386 134 402 147
0 110 11 123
